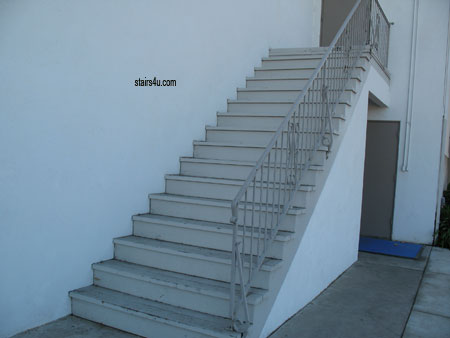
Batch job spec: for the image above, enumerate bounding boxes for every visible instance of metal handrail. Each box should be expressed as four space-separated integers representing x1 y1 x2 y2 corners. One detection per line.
228 0 390 332
369 0 390 68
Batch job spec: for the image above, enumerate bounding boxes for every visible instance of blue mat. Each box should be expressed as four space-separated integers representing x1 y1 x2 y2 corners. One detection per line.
359 237 423 259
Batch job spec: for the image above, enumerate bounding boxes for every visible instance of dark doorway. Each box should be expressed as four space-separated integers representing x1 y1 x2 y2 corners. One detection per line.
360 121 400 239
321 0 358 46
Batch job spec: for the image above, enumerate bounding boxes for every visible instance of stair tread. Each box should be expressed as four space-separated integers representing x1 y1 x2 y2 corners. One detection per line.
237 87 356 94
114 236 282 271
193 140 329 151
165 174 315 191
254 64 366 71
148 193 306 215
262 55 324 61
217 111 346 119
227 99 351 106
70 285 239 337
133 213 294 241
262 54 370 62
94 259 266 304
269 47 327 54
205 125 339 135
179 156 324 171
245 76 362 82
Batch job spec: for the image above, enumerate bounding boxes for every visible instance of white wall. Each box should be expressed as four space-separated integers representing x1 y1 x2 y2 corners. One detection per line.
0 1 321 336
260 64 383 337
368 0 450 244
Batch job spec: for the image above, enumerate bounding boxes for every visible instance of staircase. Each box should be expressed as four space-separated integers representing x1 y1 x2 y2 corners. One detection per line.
69 1 385 336
69 47 368 338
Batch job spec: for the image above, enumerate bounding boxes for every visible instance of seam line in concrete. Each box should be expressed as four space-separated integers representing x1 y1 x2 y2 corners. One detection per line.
412 308 450 320
400 248 432 338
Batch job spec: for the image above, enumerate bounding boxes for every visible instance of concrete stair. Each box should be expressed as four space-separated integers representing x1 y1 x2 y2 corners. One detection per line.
70 47 368 338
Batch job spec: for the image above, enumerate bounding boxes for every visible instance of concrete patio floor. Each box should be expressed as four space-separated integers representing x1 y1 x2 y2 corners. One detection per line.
270 246 450 338
12 247 450 338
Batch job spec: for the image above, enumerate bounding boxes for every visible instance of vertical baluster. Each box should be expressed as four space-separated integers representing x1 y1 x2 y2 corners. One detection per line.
271 139 278 234
277 131 284 226
282 124 289 208
318 72 322 147
243 190 247 269
249 176 255 281
264 152 270 253
296 104 302 180
258 166 263 260
299 99 305 173
307 83 313 158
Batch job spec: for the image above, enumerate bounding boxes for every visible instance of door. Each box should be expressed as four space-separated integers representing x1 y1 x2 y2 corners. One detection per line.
321 0 357 46
360 121 400 239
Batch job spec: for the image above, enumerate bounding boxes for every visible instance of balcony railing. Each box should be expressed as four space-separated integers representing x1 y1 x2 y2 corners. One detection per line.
369 0 390 69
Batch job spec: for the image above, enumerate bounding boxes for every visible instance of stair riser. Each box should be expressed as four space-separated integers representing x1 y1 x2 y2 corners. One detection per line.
245 78 359 91
261 59 322 69
254 69 315 79
180 161 320 185
165 178 308 208
206 129 334 147
236 90 353 102
222 102 347 117
150 198 300 232
114 243 274 289
93 268 256 321
217 115 343 133
269 48 326 57
254 67 364 79
133 220 286 259
72 298 222 338
193 144 326 165
260 58 367 70
227 102 350 114
246 78 308 90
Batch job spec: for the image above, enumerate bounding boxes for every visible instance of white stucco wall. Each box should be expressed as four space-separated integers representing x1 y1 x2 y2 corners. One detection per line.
369 0 450 244
0 1 322 337
261 64 383 337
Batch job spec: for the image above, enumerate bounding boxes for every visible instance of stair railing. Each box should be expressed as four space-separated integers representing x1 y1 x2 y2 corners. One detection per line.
228 0 384 332
369 0 391 69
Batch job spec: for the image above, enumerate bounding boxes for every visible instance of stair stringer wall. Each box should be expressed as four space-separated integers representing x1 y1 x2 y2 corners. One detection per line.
246 61 372 338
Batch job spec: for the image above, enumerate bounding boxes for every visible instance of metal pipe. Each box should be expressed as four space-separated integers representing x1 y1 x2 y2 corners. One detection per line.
401 0 419 172
433 0 450 244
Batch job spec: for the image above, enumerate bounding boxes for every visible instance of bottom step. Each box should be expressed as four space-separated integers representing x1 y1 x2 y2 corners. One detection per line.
70 286 240 338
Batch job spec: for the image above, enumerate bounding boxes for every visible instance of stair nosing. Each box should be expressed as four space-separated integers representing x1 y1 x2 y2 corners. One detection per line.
148 193 306 216
93 260 266 304
245 76 362 82
261 56 324 61
205 125 340 135
132 213 294 242
193 140 329 151
216 112 346 120
114 236 282 272
236 87 356 94
179 156 324 171
164 174 315 191
254 65 367 72
70 286 239 338
261 54 370 62
226 99 351 106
